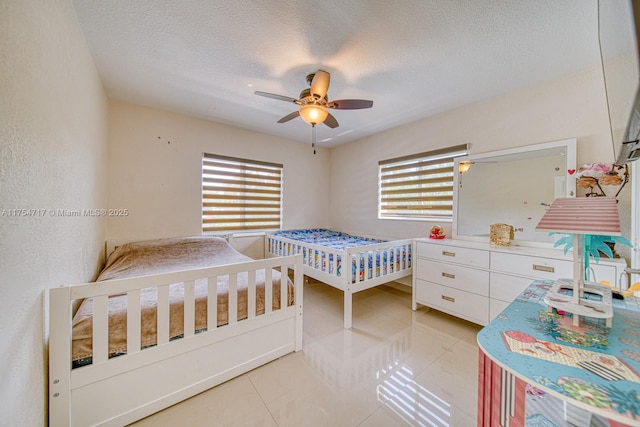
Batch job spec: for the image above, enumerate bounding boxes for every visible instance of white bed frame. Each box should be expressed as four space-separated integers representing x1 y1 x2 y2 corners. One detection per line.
266 232 412 328
49 253 303 426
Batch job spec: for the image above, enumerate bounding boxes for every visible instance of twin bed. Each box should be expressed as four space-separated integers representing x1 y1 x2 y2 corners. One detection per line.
266 229 412 328
48 229 412 425
49 236 303 426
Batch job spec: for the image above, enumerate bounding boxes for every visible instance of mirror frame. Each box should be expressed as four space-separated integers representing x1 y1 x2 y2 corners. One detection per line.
452 138 577 247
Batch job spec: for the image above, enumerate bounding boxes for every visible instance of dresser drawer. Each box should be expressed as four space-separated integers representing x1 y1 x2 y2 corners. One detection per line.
416 258 489 296
490 272 536 303
416 241 489 268
491 252 573 280
415 279 488 325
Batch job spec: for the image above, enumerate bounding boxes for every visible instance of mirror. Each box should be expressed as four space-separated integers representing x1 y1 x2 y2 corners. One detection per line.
453 139 577 246
599 0 640 163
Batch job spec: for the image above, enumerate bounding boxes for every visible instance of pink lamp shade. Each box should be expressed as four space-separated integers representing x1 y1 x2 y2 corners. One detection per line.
535 197 621 236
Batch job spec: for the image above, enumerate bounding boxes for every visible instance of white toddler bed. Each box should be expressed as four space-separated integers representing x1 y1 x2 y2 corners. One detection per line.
49 237 303 426
266 229 412 328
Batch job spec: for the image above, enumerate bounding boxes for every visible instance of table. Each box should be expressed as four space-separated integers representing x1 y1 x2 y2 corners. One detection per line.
477 280 640 426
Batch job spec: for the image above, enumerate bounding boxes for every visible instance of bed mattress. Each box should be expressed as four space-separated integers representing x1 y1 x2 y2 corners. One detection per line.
272 228 384 248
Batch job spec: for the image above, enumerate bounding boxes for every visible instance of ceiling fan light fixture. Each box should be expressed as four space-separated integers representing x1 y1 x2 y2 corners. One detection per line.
299 104 329 126
459 161 472 173
254 69 372 130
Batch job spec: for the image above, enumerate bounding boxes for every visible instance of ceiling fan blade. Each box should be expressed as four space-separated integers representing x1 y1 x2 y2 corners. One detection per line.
254 91 300 104
310 70 330 100
323 113 339 129
277 111 300 123
328 99 373 110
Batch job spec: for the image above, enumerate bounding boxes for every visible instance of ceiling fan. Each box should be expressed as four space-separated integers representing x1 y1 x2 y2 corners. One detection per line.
254 70 373 129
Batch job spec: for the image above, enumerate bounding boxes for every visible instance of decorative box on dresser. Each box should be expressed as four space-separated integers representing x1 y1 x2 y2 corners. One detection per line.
412 238 627 325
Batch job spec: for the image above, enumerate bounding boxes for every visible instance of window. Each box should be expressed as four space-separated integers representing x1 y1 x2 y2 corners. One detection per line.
378 144 468 220
202 154 283 233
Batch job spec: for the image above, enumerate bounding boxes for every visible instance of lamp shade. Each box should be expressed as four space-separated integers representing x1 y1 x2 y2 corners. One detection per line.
535 197 621 236
299 104 329 125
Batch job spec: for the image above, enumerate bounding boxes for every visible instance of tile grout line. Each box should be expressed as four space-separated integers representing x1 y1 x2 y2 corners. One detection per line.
245 373 281 427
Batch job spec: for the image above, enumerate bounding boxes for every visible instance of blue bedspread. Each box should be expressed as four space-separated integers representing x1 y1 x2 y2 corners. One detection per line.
271 228 383 248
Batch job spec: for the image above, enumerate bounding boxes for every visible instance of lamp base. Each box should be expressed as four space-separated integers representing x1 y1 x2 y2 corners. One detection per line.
544 278 613 327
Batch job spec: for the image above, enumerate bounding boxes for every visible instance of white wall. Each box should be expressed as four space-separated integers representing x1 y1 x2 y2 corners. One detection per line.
106 64 632 254
0 1 108 425
106 100 331 241
329 66 624 240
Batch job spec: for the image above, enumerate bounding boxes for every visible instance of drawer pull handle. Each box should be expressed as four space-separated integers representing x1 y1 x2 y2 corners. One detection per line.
441 295 455 303
533 264 554 273
442 272 456 279
442 251 456 257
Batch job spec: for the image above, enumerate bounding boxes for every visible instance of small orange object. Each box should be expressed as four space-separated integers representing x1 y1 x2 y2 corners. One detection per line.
429 225 445 239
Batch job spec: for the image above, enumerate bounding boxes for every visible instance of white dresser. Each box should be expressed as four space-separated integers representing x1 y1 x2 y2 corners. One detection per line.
412 238 627 325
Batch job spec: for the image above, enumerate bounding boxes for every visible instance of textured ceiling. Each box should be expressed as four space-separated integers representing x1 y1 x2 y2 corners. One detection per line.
72 0 610 148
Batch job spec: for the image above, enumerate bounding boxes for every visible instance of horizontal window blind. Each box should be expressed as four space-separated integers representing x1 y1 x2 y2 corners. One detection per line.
379 144 468 219
202 154 283 232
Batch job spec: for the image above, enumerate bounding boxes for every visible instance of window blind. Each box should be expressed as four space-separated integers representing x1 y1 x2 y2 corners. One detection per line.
378 144 469 219
202 154 283 232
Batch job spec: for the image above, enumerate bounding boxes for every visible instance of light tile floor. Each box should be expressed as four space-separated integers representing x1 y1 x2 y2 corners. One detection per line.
131 279 482 426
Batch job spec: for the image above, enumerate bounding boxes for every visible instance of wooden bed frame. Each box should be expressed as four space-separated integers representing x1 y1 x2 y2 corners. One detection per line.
49 251 303 426
266 232 412 328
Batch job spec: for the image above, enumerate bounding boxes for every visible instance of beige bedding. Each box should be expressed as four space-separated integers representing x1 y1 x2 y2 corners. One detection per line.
72 237 293 362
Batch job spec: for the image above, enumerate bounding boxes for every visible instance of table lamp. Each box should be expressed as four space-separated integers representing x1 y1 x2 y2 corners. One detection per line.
535 197 621 327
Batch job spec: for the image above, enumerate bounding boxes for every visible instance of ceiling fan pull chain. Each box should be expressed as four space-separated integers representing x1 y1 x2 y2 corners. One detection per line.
312 125 316 155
